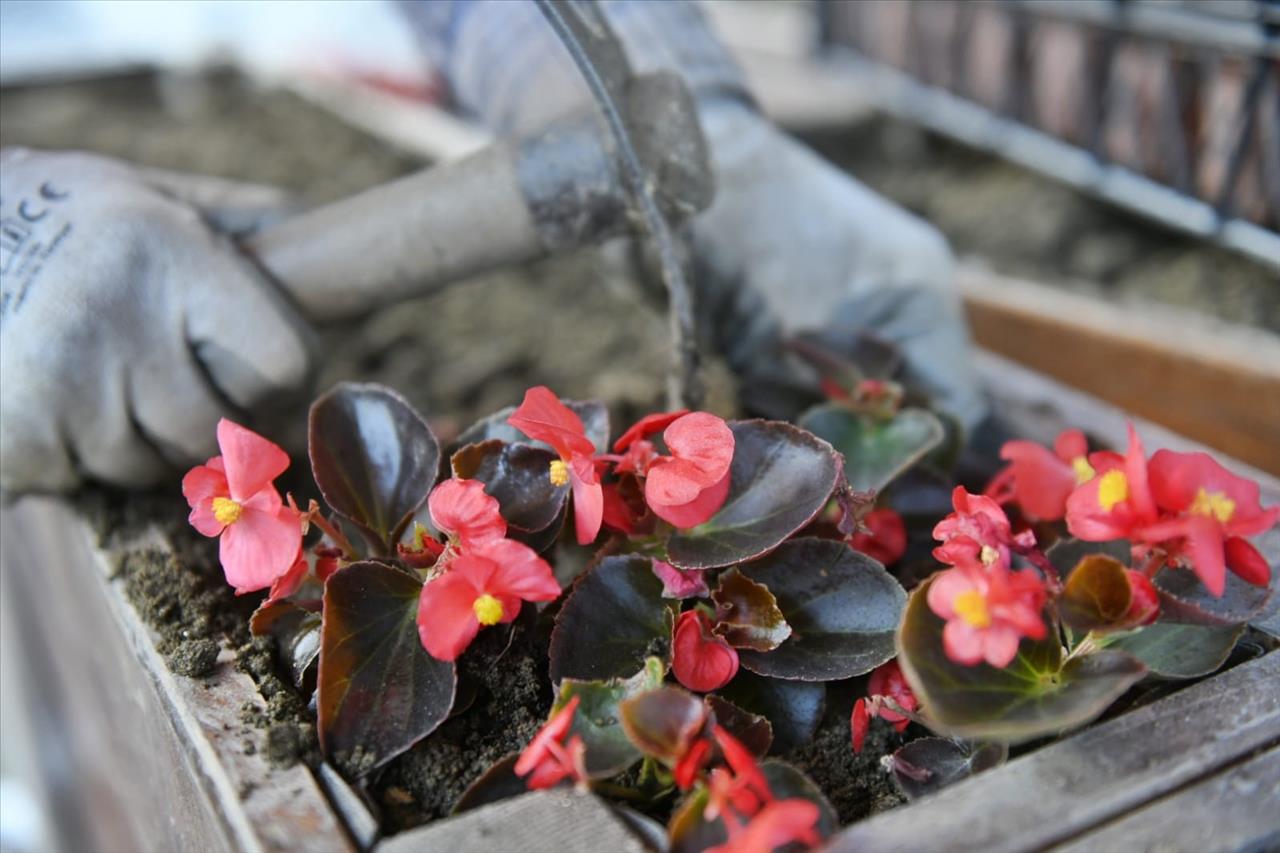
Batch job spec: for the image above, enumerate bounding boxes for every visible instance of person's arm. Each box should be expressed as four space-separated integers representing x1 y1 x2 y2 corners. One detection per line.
397 0 984 428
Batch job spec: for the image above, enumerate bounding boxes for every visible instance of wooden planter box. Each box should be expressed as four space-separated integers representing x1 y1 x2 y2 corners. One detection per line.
3 351 1276 853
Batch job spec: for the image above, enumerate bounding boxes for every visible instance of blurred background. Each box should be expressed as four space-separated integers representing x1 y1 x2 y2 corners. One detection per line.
1 2 1277 851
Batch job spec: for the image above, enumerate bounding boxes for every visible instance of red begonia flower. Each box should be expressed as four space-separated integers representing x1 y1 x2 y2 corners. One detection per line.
265 550 309 604
1124 569 1160 626
644 413 735 529
985 429 1095 522
673 736 713 791
183 419 302 595
851 659 918 752
614 410 689 455
652 560 711 599
927 559 1047 668
508 386 603 545
849 508 908 566
416 538 560 661
708 726 772 819
1134 449 1279 595
672 610 739 692
705 800 821 853
514 695 588 790
932 487 1015 569
428 478 507 548
1065 424 1159 544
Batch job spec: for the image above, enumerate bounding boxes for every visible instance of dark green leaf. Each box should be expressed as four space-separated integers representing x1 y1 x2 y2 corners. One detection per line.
619 686 707 764
452 753 525 814
1153 565 1274 626
669 786 721 853
1046 537 1131 578
704 695 772 757
318 561 456 777
555 658 665 778
549 556 676 684
250 599 321 693
1107 622 1244 679
457 399 610 453
736 539 906 681
1060 554 1133 632
897 576 1147 743
711 568 791 652
309 383 440 554
666 421 841 570
798 404 945 493
716 672 824 754
889 738 1007 800
761 760 839 839
451 439 568 538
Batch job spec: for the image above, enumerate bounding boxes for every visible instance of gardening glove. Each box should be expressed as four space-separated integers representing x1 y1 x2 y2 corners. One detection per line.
0 147 313 495
397 0 985 428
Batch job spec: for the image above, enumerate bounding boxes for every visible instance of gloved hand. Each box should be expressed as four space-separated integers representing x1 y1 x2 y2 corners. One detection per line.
690 99 985 428
0 148 313 494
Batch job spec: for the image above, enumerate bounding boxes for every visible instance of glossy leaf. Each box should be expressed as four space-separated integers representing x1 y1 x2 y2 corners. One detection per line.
318 561 456 777
705 695 772 757
451 439 568 541
889 738 1007 800
250 599 321 692
666 421 841 570
1047 537 1131 578
897 576 1147 743
309 383 440 553
711 568 791 652
457 398 610 453
1060 554 1133 632
760 761 839 839
1153 565 1274 626
735 539 906 681
1107 622 1244 679
549 555 676 684
619 686 708 764
798 404 944 493
452 753 524 814
716 672 824 755
554 658 665 778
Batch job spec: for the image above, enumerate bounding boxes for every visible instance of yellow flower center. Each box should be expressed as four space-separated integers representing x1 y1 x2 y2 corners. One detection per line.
1190 488 1235 523
954 590 991 629
1071 456 1096 485
212 497 243 526
979 545 1000 567
549 459 570 487
473 593 504 626
1097 471 1129 512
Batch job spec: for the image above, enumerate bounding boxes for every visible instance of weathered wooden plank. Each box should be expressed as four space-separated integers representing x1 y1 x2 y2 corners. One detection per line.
829 651 1280 853
1052 745 1280 853
960 268 1280 476
375 789 648 853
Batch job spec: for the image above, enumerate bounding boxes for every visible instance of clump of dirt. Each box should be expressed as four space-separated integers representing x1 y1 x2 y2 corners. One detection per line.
371 616 554 831
784 680 906 824
165 638 221 677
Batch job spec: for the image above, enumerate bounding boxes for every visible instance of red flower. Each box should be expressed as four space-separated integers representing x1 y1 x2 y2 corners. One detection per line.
428 478 506 549
613 410 688 476
514 695 588 790
673 737 713 791
851 659 917 752
1124 569 1160 626
986 429 1095 522
672 610 739 692
927 558 1047 668
932 488 1015 569
705 800 821 853
1136 449 1279 595
643 413 735 529
849 508 907 566
183 419 303 595
652 560 710 599
265 552 310 604
1065 424 1159 544
508 387 603 545
416 539 560 661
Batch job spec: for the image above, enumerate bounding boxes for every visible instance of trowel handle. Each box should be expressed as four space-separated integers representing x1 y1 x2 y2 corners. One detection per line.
244 73 711 323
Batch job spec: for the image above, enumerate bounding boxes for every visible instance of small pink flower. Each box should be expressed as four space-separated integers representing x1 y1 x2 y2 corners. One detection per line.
514 695 588 790
671 610 739 692
508 387 603 545
851 659 917 752
927 561 1047 668
1065 424 1159 543
652 560 710 599
416 539 560 661
932 487 1015 569
643 413 735 529
986 429 1095 522
428 478 507 549
183 419 302 595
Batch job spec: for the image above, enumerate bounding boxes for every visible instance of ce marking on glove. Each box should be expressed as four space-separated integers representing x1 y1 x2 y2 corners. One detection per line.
0 179 73 324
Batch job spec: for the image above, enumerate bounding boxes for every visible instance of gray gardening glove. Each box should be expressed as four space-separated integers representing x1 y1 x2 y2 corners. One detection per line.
0 148 312 494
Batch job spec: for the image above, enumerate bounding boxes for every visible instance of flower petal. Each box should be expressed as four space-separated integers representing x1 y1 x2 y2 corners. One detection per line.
672 611 739 692
570 471 604 545
648 469 731 529
183 459 228 507
1225 537 1271 587
663 413 734 485
417 569 483 661
216 419 290 502
941 620 985 666
428 478 507 547
652 560 710 599
981 626 1021 668
613 410 688 453
507 386 595 460
470 539 561 602
219 506 304 594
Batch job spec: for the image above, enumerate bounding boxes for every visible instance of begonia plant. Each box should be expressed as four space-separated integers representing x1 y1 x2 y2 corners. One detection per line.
183 343 1276 848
